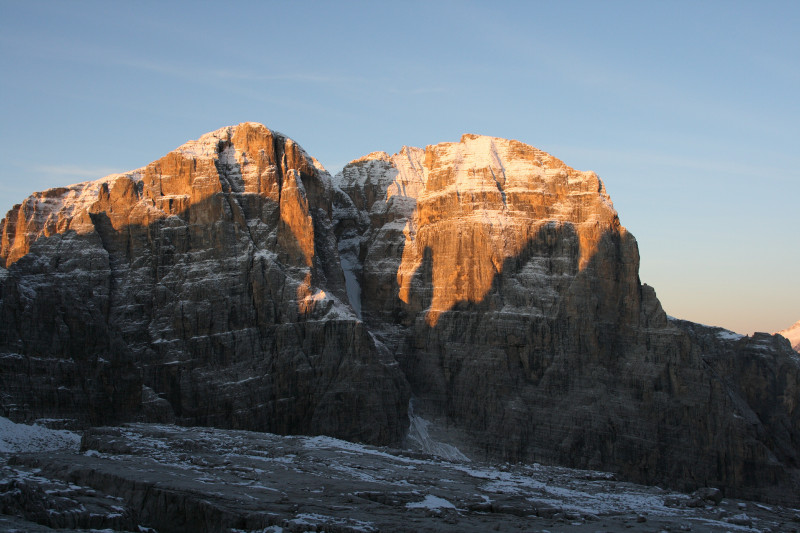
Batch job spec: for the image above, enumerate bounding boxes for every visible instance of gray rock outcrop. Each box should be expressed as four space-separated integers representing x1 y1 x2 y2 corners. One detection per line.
332 134 800 503
0 123 408 444
1 124 798 504
5 423 800 533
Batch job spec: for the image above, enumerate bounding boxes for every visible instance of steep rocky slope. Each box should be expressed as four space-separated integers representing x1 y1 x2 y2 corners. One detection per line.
1 124 798 504
333 134 800 503
0 123 408 443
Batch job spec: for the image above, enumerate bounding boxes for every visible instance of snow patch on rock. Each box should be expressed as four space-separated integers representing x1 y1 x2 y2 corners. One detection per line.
0 417 81 454
406 494 456 510
717 329 746 341
406 403 470 462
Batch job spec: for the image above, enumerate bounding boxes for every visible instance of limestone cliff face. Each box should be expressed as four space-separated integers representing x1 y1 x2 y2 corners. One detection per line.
334 134 800 503
0 123 408 443
2 125 798 504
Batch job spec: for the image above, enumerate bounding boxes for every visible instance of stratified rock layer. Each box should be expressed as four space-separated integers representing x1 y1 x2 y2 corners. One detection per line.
333 133 800 503
0 123 408 444
5 423 799 533
1 124 798 504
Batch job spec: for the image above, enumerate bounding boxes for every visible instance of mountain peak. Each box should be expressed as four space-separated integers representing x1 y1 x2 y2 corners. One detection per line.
175 122 272 157
777 320 800 352
0 122 321 268
3 124 800 506
349 151 393 165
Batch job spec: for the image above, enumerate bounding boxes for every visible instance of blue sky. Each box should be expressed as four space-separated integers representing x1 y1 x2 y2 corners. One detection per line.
1 1 798 335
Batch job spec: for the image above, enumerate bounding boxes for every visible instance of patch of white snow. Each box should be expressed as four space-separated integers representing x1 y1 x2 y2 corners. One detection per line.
339 251 362 318
717 329 745 341
406 494 456 510
0 416 81 453
406 402 470 462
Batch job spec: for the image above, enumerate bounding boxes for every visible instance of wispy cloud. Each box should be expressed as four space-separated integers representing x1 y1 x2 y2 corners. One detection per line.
206 69 371 85
386 86 448 96
122 59 444 98
0 29 369 89
2 28 446 101
547 145 798 182
32 164 124 179
119 58 365 86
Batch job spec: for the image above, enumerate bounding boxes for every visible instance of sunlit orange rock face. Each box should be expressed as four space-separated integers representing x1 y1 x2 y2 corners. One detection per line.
336 134 641 331
0 123 408 444
334 134 800 503
2 125 799 504
394 134 626 325
0 123 320 271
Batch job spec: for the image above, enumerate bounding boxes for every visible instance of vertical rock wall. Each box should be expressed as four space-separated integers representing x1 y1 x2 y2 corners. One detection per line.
0 123 409 444
1 124 797 502
333 133 800 502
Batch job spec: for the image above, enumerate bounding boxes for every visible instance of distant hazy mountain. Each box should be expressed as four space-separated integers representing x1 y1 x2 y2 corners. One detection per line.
777 320 800 352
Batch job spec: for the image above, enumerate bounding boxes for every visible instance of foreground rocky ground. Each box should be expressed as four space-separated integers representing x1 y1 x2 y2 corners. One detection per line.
1 419 799 532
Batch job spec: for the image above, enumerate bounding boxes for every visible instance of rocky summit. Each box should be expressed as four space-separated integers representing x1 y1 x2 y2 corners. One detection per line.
1 123 799 507
0 123 408 445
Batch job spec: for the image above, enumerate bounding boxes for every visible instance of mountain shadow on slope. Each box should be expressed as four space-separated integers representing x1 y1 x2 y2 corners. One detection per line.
391 221 800 505
0 129 409 445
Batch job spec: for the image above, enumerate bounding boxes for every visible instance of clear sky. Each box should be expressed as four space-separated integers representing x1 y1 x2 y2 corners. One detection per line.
1 1 798 335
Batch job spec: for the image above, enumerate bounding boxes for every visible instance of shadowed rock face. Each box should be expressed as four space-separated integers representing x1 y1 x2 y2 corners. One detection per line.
0 123 409 444
333 133 800 503
1 124 799 503
5 423 800 532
